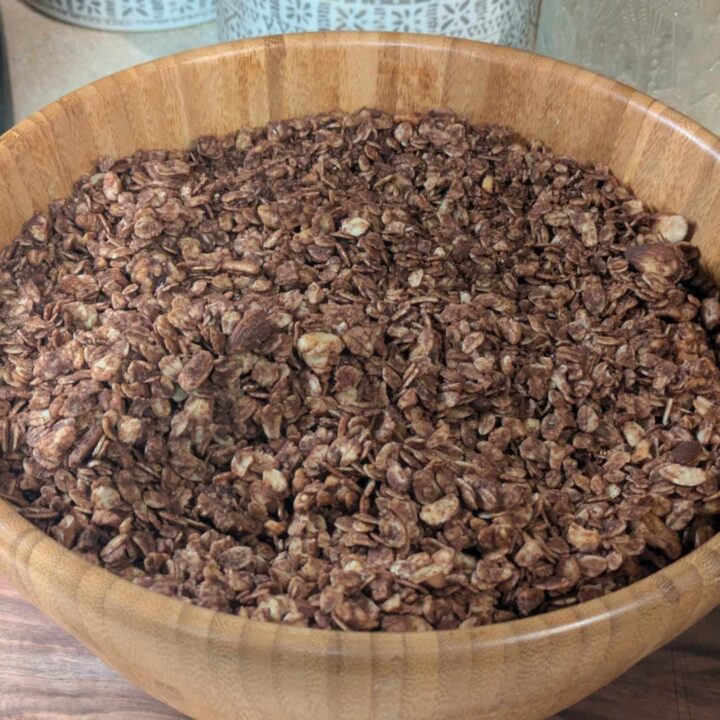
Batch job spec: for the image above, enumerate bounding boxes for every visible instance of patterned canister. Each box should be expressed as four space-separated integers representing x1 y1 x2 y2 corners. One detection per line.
218 0 540 49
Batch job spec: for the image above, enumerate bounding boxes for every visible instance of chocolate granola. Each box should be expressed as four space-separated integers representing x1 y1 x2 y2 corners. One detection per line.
1 109 718 631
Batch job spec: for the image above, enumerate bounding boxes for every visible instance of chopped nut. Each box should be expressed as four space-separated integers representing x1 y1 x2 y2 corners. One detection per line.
567 523 601 553
670 441 704 466
222 259 261 275
34 420 77 469
622 422 644 448
340 217 370 237
419 495 460 526
177 350 214 392
90 352 122 382
625 243 687 280
580 221 598 248
393 122 413 145
515 539 545 568
117 416 143 445
257 204 281 229
228 308 275 353
653 214 689 243
701 297 720 331
657 464 709 487
296 332 344 373
263 469 289 494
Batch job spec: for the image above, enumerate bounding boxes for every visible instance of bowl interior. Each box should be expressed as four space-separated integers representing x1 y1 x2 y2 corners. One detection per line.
2 35 720 279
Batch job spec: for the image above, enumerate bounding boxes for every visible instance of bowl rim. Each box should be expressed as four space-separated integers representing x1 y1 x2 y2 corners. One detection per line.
1 31 719 654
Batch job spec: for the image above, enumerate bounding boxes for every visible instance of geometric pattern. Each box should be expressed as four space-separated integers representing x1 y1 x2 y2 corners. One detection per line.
27 0 216 31
219 0 540 49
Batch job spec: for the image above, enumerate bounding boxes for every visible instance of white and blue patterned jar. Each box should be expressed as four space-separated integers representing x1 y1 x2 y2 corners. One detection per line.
218 0 540 49
25 0 216 31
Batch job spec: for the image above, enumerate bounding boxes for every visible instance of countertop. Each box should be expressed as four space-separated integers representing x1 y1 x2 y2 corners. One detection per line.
1 572 719 719
0 0 218 122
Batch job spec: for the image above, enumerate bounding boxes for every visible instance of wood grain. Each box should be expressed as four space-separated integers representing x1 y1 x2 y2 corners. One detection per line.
0 573 184 720
0 33 719 720
2 572 719 720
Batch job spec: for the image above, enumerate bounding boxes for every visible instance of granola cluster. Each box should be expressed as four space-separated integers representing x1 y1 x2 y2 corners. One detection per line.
1 109 718 631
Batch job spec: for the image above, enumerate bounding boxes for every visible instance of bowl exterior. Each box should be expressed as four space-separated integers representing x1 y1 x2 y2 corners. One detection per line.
0 32 719 720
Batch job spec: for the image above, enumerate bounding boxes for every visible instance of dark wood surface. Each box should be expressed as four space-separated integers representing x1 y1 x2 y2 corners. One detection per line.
1 573 717 720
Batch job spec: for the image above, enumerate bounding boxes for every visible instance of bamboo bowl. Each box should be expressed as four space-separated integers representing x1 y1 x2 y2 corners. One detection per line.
1 33 720 720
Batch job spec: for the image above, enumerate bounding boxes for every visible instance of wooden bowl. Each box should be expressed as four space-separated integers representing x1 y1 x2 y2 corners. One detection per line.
1 33 719 720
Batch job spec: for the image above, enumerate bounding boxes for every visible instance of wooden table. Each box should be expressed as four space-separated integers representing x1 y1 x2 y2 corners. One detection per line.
1 573 718 720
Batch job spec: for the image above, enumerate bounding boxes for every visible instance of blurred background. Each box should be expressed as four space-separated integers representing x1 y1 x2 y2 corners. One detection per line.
0 0 718 134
